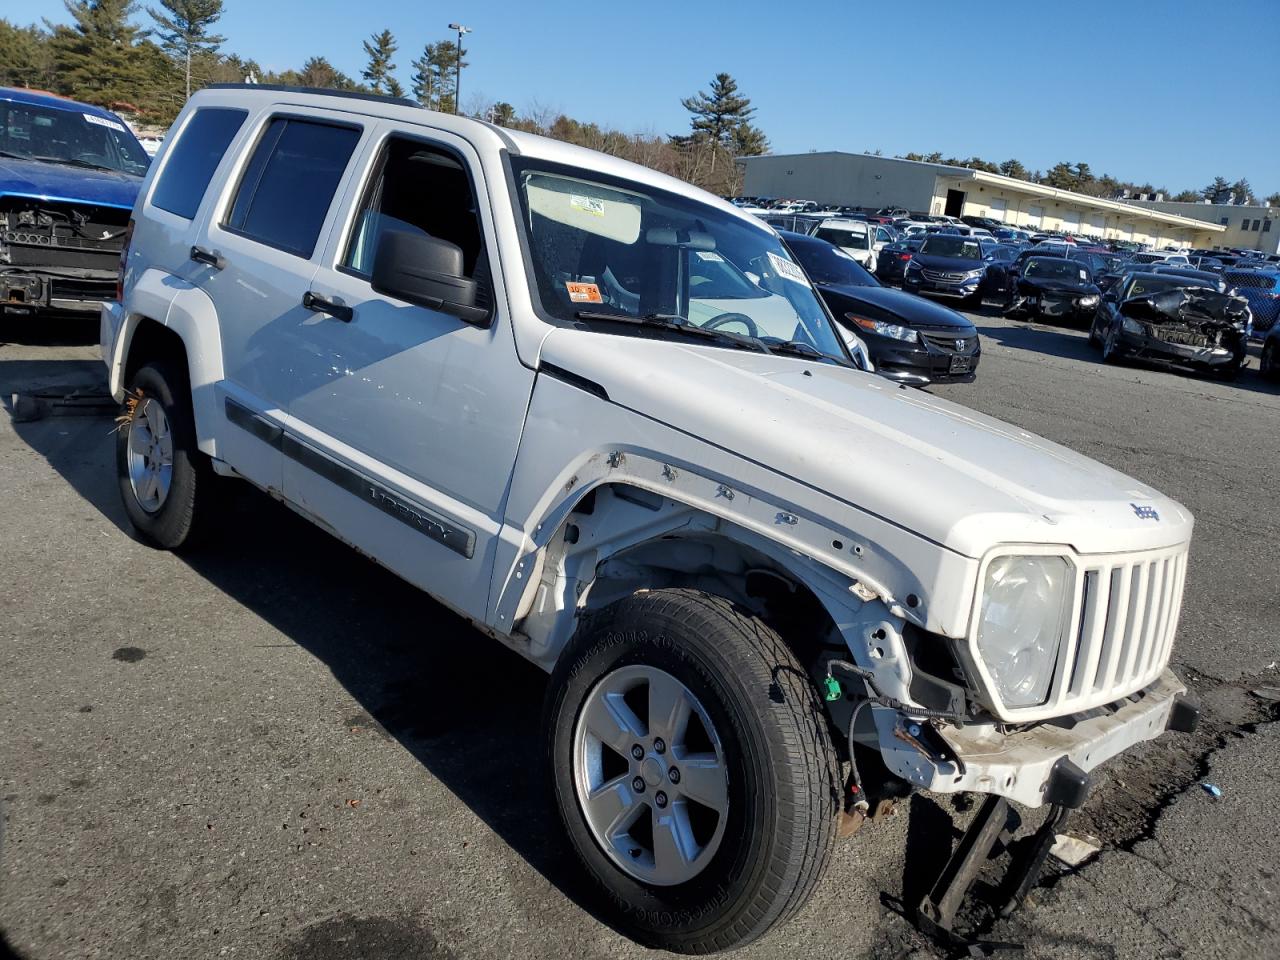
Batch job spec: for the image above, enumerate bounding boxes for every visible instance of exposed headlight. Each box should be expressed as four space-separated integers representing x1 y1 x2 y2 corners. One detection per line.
1121 317 1145 335
846 314 919 342
1078 295 1099 307
905 261 922 273
975 555 1071 707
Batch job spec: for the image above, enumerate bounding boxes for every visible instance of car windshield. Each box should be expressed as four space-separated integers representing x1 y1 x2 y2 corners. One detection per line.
814 225 871 250
0 99 149 175
512 160 849 360
786 238 879 287
1126 276 1215 297
920 236 983 259
1025 258 1087 280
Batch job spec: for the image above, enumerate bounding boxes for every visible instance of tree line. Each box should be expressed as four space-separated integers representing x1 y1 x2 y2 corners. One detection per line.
0 2 768 195
898 153 1279 208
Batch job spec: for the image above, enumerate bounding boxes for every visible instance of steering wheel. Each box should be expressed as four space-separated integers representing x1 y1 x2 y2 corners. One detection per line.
702 312 760 338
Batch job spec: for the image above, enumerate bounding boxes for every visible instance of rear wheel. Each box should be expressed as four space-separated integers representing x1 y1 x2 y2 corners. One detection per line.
545 588 839 953
115 361 216 549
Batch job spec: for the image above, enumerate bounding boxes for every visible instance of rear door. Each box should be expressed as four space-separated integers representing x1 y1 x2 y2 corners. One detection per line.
194 109 366 492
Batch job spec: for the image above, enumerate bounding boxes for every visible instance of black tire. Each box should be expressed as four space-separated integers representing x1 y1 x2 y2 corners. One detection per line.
1101 320 1125 365
115 360 216 549
1087 314 1102 349
545 588 839 953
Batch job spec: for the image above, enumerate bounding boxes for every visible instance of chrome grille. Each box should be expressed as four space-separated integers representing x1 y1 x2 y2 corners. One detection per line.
922 268 967 283
1051 545 1187 713
973 543 1189 721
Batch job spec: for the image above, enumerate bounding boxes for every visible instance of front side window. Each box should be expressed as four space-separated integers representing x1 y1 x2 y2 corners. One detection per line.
342 136 487 287
151 108 246 219
224 117 360 258
0 99 149 176
511 159 848 360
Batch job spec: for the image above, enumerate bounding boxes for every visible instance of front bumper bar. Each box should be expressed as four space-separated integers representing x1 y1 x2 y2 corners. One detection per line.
881 669 1191 808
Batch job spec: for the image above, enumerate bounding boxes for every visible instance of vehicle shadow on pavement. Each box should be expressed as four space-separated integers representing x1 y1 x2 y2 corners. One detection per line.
2 372 623 938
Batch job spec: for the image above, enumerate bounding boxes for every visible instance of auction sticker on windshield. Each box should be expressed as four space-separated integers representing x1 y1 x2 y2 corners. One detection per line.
570 195 606 217
767 251 811 287
83 113 127 132
565 281 603 303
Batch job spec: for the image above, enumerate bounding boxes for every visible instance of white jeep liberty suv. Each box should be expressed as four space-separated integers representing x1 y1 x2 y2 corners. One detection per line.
102 86 1199 953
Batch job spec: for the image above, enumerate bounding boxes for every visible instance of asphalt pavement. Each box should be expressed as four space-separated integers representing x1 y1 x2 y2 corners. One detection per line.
1 310 1277 960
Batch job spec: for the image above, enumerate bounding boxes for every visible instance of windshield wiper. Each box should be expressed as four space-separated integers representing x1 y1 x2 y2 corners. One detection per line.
574 310 773 356
760 337 848 366
29 155 117 173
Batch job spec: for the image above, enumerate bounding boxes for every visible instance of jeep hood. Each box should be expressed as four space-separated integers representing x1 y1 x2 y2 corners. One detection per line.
539 328 1192 558
0 157 141 210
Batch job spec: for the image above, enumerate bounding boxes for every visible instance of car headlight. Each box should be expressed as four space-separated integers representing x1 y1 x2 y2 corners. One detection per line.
1121 317 1144 335
846 313 919 342
905 261 922 273
1077 295 1099 307
964 268 984 279
975 555 1071 707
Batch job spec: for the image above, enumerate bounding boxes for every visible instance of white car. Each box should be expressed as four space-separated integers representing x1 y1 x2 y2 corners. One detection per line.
812 217 877 271
103 86 1200 953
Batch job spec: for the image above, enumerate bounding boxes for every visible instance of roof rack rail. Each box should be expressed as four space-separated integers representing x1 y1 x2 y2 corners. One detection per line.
203 83 421 109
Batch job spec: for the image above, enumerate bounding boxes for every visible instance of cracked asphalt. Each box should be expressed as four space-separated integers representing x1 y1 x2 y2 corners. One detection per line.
1 311 1278 960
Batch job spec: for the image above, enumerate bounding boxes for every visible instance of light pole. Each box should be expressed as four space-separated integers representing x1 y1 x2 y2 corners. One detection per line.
447 23 471 114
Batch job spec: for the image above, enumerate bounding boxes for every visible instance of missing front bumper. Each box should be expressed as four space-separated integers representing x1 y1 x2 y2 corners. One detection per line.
880 669 1191 808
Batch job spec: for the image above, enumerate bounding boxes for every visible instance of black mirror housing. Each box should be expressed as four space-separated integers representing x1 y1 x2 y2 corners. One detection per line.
371 229 490 325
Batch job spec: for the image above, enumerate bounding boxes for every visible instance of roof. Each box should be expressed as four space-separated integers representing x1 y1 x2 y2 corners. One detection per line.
739 152 1225 234
187 85 762 230
0 86 122 122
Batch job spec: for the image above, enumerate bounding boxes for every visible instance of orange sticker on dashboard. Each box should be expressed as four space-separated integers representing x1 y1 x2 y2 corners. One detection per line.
566 281 602 303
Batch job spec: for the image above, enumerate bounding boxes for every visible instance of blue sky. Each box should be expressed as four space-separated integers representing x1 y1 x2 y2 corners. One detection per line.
11 0 1280 195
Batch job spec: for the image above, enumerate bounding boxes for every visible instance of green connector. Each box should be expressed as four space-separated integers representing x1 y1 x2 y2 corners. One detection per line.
823 675 842 702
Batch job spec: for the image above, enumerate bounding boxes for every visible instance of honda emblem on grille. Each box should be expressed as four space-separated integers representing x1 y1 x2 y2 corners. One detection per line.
955 339 966 351
1130 503 1160 521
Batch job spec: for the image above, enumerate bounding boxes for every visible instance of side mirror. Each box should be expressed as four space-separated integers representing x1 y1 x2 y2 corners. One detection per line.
371 229 490 325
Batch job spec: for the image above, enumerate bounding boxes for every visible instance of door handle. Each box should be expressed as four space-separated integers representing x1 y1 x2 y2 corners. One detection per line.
189 245 225 269
302 291 354 322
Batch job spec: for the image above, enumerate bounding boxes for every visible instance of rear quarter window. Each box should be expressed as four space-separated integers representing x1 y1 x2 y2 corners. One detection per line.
150 108 247 219
224 117 361 258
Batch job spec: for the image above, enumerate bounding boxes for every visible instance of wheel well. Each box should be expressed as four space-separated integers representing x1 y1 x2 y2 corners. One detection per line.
123 317 188 388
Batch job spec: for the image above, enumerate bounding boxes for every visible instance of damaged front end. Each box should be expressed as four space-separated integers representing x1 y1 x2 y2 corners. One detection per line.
1116 287 1251 374
0 198 130 314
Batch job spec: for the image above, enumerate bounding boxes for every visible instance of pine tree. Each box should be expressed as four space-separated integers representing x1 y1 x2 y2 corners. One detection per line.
361 28 398 96
1203 176 1231 202
0 20 55 88
1230 178 1254 205
48 1 165 111
146 0 224 99
410 40 465 111
998 159 1027 179
680 73 766 173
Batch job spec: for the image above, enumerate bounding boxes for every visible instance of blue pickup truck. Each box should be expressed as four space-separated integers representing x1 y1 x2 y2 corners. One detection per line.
1 87 150 314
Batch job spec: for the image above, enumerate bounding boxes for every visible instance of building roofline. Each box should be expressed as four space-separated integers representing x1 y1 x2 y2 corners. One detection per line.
739 151 1225 233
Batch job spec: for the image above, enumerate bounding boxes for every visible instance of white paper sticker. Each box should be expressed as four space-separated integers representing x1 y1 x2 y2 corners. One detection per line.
767 251 811 287
569 194 605 217
695 251 724 261
1079 269 1087 280
83 113 127 133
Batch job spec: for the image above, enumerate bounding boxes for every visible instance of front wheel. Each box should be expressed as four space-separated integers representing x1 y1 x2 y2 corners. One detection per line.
1101 321 1125 365
1261 340 1279 382
545 588 839 953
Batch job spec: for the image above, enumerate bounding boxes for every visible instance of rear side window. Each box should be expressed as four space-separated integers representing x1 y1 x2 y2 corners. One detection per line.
225 117 361 258
150 108 247 219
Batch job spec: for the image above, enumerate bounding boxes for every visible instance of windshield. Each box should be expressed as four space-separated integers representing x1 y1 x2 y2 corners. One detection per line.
786 237 879 287
1025 258 1088 281
814 225 871 250
0 99 149 176
1126 276 1215 298
512 159 849 360
920 236 983 260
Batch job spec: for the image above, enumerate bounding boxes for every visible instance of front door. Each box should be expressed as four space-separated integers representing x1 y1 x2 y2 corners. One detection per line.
282 124 535 621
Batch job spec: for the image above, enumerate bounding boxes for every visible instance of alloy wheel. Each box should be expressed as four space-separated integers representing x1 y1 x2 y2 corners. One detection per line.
572 664 729 886
126 397 174 514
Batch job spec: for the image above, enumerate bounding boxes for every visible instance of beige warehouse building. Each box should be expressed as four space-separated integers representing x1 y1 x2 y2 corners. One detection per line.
1119 198 1278 254
739 152 1225 250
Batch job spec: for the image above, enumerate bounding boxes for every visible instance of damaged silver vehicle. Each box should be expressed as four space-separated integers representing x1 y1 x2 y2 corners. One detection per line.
0 87 148 315
1089 272 1251 379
